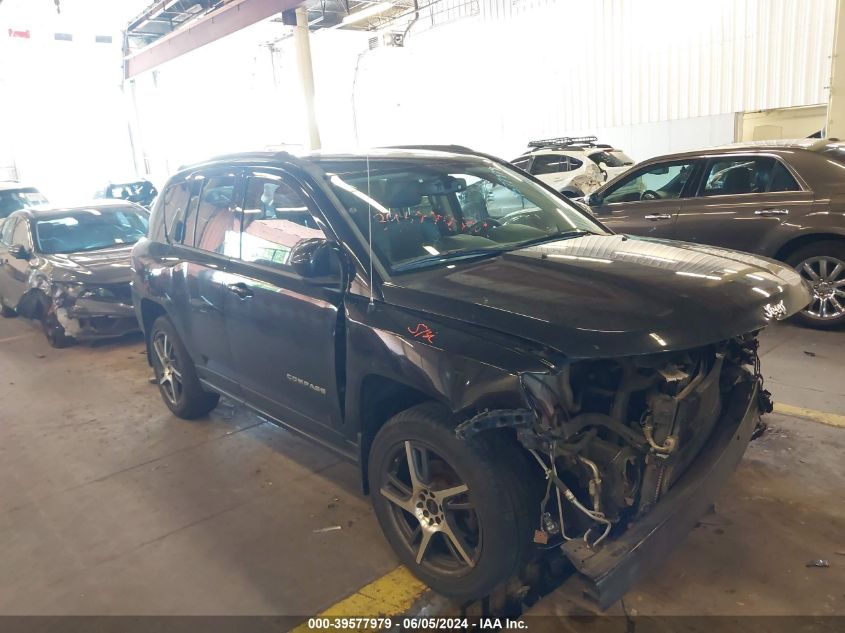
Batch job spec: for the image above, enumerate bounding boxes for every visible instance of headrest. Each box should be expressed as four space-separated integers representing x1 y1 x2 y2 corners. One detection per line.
723 168 751 194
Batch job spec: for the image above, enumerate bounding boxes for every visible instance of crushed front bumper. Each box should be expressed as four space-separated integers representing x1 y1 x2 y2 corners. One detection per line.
561 380 760 609
57 299 140 340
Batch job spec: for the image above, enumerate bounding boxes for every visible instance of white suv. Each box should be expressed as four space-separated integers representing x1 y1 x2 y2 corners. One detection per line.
511 137 635 197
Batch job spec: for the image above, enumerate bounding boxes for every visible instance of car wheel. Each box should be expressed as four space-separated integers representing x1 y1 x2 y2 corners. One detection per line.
368 402 536 600
39 299 74 348
0 294 16 318
149 315 219 418
787 241 845 329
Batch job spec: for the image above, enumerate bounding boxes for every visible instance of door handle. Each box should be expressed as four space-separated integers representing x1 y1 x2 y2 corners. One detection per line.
644 213 673 221
754 208 789 216
225 282 253 299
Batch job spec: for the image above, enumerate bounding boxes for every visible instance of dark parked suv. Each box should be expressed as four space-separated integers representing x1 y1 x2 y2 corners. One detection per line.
585 138 845 328
131 148 808 605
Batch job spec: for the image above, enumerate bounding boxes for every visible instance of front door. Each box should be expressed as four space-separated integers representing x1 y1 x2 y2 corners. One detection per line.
222 169 347 450
671 155 815 254
0 218 35 307
589 159 703 239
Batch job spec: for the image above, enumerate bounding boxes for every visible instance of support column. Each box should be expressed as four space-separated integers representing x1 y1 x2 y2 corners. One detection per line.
828 0 845 139
294 6 322 150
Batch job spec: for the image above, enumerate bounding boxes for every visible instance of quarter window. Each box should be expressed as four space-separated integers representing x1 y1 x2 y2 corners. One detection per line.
238 174 326 269
185 175 240 256
602 161 697 204
11 218 31 247
511 156 531 171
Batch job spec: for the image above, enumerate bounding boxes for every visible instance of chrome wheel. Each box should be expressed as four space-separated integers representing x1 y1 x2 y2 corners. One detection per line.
796 255 845 320
152 330 183 405
380 441 480 575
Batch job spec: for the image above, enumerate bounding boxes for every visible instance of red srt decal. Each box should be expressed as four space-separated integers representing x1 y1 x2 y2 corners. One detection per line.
408 323 436 344
8 29 31 38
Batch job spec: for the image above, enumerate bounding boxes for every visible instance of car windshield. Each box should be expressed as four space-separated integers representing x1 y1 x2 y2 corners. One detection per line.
318 155 606 272
0 187 48 218
34 206 149 254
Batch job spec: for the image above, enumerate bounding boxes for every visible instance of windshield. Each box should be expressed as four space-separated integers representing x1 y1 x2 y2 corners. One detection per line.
34 206 149 254
0 187 48 218
319 156 606 272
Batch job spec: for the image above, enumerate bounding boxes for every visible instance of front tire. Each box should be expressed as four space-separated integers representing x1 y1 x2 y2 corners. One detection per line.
40 298 73 348
786 241 845 329
368 403 536 600
149 315 219 418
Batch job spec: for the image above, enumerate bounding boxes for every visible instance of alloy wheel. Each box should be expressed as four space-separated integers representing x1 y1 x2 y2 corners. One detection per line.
379 441 481 575
152 330 183 405
796 255 845 320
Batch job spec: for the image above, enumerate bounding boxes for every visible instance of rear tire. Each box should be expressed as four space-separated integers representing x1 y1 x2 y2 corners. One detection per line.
149 315 219 419
786 241 845 329
0 294 16 318
368 402 537 600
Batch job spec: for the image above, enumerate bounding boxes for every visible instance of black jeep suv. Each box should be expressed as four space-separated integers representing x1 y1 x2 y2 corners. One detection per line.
131 148 809 605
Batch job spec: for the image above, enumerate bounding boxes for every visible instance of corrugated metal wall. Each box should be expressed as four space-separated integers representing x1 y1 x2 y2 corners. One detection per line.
351 0 835 157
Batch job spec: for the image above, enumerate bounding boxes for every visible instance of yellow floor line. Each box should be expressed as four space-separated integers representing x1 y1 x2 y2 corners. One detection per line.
290 566 427 632
773 402 845 429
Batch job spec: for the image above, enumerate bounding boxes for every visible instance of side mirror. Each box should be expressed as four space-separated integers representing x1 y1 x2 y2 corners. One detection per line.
9 244 29 260
290 238 344 284
585 193 599 207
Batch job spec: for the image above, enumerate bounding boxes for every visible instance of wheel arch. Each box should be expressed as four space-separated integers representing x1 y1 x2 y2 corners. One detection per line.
139 298 167 364
773 232 845 262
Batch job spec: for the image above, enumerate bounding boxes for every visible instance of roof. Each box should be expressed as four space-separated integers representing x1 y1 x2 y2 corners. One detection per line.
175 146 492 178
647 138 843 162
0 182 39 193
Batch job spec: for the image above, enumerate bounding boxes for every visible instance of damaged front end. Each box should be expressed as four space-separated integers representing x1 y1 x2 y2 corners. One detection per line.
456 333 769 608
21 279 138 341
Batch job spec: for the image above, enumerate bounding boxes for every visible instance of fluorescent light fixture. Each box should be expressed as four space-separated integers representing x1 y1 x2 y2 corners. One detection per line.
342 2 394 25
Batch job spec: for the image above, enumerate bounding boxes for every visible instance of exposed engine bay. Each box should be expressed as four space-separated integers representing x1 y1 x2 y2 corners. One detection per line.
455 333 770 552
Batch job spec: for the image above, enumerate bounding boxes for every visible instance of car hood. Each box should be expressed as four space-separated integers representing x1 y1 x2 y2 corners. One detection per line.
382 234 811 359
42 245 134 284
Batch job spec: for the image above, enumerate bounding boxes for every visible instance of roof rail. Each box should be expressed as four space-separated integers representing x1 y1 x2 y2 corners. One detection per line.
527 136 599 149
385 144 478 154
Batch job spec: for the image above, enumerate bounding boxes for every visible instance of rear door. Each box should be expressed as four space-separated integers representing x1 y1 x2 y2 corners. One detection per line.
589 159 702 238
221 168 348 451
167 170 242 396
671 155 814 254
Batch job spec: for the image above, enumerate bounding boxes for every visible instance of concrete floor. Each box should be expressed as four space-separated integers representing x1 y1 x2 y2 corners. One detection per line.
0 315 843 616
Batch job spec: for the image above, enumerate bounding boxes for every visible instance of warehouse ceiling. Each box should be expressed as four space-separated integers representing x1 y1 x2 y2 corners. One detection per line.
125 0 420 54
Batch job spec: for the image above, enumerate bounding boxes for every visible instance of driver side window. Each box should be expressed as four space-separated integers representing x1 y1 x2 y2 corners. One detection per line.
602 160 697 204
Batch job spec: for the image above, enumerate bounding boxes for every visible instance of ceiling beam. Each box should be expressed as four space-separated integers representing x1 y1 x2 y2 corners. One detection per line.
124 0 303 79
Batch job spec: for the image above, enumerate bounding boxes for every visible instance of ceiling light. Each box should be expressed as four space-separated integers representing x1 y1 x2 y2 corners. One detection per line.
342 2 394 26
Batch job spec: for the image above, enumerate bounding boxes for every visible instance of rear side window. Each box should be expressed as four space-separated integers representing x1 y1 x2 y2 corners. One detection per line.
531 155 567 175
185 175 240 256
701 158 775 196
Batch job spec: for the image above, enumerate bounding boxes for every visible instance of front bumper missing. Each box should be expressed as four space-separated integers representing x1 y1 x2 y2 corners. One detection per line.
58 299 139 339
561 380 760 609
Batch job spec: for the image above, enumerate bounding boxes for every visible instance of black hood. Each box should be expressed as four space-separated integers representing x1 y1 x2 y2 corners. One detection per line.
382 235 811 359
42 245 134 284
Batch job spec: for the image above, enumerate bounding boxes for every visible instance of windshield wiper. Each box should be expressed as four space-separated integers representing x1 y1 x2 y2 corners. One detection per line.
390 230 601 273
507 229 599 250
391 247 508 273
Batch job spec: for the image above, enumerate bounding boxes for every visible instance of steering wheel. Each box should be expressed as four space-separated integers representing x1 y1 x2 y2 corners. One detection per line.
469 218 501 236
640 190 661 201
